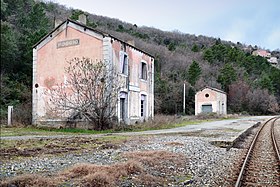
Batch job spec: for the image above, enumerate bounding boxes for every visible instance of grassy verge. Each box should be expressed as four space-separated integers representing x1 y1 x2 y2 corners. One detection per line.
0 114 235 137
0 135 132 160
0 120 206 137
126 119 215 132
0 127 113 137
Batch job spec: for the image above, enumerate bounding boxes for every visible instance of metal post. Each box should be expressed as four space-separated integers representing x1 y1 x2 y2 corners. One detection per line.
8 106 13 126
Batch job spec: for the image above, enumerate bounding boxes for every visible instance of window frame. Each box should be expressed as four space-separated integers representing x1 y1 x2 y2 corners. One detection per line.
140 61 148 80
119 91 128 121
119 51 128 75
140 94 146 117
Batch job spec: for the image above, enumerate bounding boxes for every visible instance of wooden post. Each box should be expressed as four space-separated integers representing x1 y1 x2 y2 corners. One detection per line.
8 106 13 126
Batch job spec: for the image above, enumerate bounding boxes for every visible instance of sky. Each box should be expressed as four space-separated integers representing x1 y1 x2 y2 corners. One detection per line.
50 0 280 51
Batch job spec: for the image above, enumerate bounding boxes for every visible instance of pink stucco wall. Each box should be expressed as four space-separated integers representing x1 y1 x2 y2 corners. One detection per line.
196 89 217 103
33 21 154 126
36 27 103 88
111 40 153 121
195 88 227 115
111 40 152 91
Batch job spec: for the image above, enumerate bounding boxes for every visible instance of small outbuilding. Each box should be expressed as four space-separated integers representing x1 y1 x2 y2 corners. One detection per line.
195 86 227 115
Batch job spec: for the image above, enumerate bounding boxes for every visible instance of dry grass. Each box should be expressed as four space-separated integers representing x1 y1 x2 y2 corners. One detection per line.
63 151 186 187
118 113 232 132
121 150 187 186
1 160 143 187
1 150 187 186
82 172 114 187
62 160 142 178
58 160 143 186
137 114 181 130
0 174 56 187
123 150 186 172
0 136 130 160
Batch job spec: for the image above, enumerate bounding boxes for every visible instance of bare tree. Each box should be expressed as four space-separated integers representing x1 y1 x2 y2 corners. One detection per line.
48 57 121 130
246 88 279 115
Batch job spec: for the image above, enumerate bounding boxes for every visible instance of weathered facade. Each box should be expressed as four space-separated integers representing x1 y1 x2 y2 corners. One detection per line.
195 86 227 115
32 18 154 127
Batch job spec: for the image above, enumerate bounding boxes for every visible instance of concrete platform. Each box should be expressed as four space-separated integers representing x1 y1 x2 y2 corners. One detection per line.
119 116 275 145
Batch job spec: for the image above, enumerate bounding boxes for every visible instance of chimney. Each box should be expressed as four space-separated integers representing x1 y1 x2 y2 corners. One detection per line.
127 40 135 46
78 14 87 25
54 18 62 28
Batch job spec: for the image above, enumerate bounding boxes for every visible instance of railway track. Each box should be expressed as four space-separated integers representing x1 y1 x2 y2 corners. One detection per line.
235 117 280 187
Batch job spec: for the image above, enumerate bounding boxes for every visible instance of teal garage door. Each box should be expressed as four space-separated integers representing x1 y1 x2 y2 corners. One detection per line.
202 104 212 113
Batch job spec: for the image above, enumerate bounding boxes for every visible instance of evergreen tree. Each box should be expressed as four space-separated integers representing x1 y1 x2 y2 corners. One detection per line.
19 2 51 83
257 73 275 93
191 44 199 52
188 61 202 86
0 0 51 122
0 21 19 73
203 48 214 63
186 87 195 114
217 63 237 92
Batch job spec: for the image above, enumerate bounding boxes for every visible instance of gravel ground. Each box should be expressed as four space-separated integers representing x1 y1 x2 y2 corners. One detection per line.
2 117 271 186
274 120 280 151
1 133 242 186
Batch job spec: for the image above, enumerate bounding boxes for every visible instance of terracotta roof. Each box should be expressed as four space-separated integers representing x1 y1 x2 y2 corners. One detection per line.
253 49 271 57
33 19 154 58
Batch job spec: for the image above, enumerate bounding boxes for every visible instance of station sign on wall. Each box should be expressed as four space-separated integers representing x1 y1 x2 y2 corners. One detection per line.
57 39 79 48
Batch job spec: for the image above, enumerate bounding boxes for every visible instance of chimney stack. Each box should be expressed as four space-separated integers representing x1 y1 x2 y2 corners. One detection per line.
127 40 135 46
54 18 62 28
78 14 87 25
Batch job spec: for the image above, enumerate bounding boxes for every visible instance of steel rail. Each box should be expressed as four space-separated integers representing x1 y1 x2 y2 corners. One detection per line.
271 117 280 161
234 117 278 187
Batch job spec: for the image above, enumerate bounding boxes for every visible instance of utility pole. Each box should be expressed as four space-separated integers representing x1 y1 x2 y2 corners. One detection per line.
183 83 185 114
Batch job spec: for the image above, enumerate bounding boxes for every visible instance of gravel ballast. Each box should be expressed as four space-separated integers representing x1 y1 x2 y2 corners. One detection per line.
1 134 243 186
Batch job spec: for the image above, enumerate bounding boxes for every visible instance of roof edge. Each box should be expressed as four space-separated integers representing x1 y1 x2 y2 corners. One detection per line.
199 86 226 94
33 18 154 58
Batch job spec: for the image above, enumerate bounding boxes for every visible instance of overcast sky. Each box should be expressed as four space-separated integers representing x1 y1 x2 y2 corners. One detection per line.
50 0 280 51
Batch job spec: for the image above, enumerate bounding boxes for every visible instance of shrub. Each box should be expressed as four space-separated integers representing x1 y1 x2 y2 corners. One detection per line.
82 172 113 187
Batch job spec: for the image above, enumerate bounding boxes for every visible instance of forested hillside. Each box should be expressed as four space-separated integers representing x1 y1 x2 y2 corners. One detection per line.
1 0 280 124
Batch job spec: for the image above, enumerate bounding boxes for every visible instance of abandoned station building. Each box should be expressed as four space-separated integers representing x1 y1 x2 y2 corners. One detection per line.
195 86 227 115
32 16 154 127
